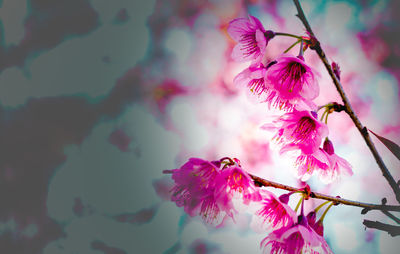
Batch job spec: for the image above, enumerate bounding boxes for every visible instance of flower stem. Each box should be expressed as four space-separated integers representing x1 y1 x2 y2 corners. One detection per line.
292 0 400 203
249 173 400 212
320 202 334 222
284 39 301 53
314 200 331 213
275 32 302 39
320 110 327 123
324 110 329 124
298 38 304 57
295 196 304 212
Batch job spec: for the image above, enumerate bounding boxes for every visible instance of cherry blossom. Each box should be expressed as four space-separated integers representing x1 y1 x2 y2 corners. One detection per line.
261 215 333 254
228 15 274 62
251 189 297 231
264 110 329 155
317 139 353 184
265 54 319 111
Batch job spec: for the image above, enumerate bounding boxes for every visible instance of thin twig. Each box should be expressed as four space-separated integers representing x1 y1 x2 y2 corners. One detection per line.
249 174 400 212
382 210 400 224
363 220 400 236
292 0 400 203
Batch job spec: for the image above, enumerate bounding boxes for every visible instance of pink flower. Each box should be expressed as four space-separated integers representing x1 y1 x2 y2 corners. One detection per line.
228 16 274 62
167 157 262 226
287 139 352 183
214 162 261 216
199 191 226 225
292 148 330 182
265 54 319 111
169 158 220 217
264 110 328 155
317 139 353 184
251 190 297 231
234 62 268 100
261 215 333 254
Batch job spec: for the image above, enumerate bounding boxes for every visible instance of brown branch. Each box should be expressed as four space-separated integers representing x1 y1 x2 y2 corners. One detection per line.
382 210 400 224
292 0 400 203
250 174 400 212
363 220 400 236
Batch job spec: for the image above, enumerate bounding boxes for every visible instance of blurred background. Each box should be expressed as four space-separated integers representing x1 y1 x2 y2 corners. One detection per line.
0 0 399 253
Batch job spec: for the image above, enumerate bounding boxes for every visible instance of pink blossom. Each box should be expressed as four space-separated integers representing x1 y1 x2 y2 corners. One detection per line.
261 216 333 254
288 139 352 183
292 148 330 182
317 139 353 184
199 191 225 225
169 158 220 218
265 54 319 111
233 62 269 100
228 16 274 62
251 189 297 231
264 110 329 155
167 157 262 225
214 162 261 216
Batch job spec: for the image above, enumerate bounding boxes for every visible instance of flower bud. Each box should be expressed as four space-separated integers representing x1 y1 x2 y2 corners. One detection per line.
297 214 309 227
278 194 290 204
323 139 335 155
264 30 275 40
332 61 341 80
311 111 318 119
313 219 324 236
306 211 316 226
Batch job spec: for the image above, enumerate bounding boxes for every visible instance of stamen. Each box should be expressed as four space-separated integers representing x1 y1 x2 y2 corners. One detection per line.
293 116 316 143
249 78 265 95
240 33 259 57
278 61 307 93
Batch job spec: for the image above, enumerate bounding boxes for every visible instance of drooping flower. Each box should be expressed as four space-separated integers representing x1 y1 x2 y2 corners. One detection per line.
214 162 261 216
317 139 353 184
234 61 279 102
234 62 268 99
292 148 330 182
264 110 329 155
261 215 333 254
199 191 225 225
285 138 352 183
251 189 297 231
265 54 319 111
228 15 274 62
166 157 262 226
168 158 221 220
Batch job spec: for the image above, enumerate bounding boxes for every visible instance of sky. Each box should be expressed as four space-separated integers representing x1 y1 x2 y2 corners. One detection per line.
0 0 400 253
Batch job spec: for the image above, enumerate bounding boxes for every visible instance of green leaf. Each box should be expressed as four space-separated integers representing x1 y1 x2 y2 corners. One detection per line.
369 129 400 161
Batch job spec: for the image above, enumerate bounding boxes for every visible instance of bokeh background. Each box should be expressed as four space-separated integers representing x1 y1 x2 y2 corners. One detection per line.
0 0 400 253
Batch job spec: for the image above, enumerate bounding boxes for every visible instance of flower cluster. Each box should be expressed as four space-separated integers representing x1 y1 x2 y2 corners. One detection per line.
165 157 334 253
167 157 261 225
261 212 333 254
229 17 318 112
229 15 352 184
164 14 357 254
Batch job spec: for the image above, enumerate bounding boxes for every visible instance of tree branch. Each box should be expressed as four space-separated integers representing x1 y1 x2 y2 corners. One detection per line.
363 220 400 236
250 173 400 212
381 210 400 224
292 0 400 203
